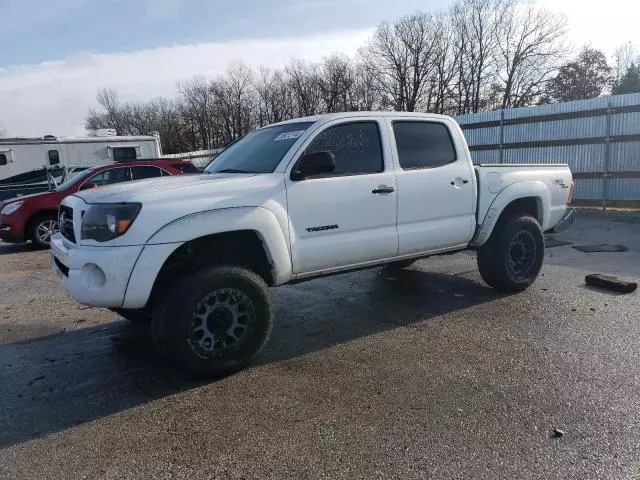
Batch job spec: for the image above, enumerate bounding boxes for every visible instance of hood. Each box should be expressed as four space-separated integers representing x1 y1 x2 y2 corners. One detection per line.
1 190 51 206
74 172 263 204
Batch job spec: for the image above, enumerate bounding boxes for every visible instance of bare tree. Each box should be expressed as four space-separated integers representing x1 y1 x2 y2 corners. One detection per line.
451 0 504 114
362 12 442 112
213 61 257 146
177 75 218 149
496 4 568 108
613 42 639 83
85 1 576 154
315 54 355 113
286 59 322 116
254 67 294 126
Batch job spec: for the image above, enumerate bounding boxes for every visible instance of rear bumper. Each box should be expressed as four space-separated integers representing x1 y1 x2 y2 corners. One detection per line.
549 208 576 234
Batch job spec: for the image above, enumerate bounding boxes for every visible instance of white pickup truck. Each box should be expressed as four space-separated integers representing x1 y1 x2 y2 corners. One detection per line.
51 112 575 374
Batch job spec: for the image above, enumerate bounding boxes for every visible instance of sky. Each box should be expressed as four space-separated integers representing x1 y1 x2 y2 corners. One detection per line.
0 0 638 137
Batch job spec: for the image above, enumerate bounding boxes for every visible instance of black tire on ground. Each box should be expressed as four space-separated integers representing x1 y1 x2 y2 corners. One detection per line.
477 214 544 293
384 259 416 270
152 265 274 376
109 307 151 323
28 213 58 248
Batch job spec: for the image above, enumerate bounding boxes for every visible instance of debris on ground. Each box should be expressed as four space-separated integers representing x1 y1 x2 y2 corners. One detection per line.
585 274 638 294
572 244 628 253
552 428 565 438
27 376 45 386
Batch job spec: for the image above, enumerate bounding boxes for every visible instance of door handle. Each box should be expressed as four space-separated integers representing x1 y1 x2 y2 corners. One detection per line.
450 179 470 186
372 186 395 194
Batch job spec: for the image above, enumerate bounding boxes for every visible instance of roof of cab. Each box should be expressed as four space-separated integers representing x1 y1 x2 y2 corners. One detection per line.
267 111 455 128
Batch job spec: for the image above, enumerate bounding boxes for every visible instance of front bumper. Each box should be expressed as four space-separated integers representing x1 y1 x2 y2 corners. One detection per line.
0 224 25 243
549 208 576 234
50 233 143 308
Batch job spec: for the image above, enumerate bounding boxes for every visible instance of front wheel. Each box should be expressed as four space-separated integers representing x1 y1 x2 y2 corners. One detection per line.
29 213 58 248
477 214 544 293
152 266 274 376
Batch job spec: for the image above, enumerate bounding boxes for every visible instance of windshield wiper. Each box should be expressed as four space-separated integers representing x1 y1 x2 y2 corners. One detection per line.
214 168 259 174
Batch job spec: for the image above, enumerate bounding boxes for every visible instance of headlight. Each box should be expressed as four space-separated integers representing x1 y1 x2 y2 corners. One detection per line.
81 203 141 242
0 201 23 216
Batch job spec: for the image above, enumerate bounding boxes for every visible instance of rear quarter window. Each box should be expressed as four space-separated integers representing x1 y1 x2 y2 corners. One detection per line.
392 121 457 169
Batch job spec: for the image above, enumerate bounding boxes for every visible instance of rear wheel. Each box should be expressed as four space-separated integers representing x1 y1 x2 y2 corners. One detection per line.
477 214 544 293
152 266 274 376
29 213 58 248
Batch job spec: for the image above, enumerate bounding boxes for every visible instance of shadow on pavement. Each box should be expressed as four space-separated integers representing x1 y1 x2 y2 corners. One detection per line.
0 266 501 447
0 243 35 255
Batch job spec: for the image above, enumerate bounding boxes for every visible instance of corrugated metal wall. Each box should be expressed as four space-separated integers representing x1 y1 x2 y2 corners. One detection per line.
455 93 640 208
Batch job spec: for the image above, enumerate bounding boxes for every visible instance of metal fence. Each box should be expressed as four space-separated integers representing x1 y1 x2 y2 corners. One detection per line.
455 93 640 209
162 148 223 169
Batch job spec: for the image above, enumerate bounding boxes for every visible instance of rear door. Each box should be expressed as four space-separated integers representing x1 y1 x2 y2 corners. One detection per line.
285 119 398 274
131 165 165 180
390 120 475 255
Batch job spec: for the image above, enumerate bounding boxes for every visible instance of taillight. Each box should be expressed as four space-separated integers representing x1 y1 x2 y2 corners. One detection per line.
568 179 575 204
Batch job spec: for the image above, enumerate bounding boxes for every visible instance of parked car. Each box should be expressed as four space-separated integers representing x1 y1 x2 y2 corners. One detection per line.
0 159 198 247
51 112 575 375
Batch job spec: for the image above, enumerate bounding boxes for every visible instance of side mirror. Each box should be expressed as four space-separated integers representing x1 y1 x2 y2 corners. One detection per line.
291 151 335 181
80 182 98 190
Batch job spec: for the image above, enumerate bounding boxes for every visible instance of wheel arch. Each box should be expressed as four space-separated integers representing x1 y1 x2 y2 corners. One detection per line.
125 207 292 310
26 209 59 243
472 181 550 247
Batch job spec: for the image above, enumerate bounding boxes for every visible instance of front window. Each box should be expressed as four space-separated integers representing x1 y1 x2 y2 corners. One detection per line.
54 168 96 191
205 122 314 174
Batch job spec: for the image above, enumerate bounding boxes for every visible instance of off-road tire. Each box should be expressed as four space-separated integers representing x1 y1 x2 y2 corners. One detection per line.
477 214 544 293
152 265 274 376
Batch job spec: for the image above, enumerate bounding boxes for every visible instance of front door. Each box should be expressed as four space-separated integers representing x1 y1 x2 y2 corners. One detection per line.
286 119 398 274
390 120 476 255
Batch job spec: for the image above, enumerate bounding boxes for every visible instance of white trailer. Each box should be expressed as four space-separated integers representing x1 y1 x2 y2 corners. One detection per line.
0 132 161 200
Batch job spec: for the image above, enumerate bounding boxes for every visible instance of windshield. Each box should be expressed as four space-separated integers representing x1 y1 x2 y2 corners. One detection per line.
54 168 95 191
205 122 314 174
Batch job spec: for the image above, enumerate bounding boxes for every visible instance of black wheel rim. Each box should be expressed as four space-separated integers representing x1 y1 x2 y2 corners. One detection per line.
188 288 255 358
507 230 537 279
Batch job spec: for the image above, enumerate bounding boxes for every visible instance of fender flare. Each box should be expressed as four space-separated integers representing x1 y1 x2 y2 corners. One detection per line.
146 206 292 285
471 181 550 247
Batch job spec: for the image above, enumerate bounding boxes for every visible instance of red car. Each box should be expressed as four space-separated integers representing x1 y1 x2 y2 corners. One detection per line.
0 159 199 247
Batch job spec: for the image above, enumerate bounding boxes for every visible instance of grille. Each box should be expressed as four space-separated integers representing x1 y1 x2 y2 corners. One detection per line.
58 205 75 243
54 256 69 277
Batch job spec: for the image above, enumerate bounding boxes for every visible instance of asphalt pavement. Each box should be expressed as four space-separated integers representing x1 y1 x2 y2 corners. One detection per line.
0 212 639 479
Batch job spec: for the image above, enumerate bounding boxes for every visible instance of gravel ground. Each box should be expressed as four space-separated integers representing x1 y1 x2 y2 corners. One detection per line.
0 213 639 479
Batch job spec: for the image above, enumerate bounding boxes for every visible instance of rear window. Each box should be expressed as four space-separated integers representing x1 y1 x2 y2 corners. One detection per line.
392 121 456 169
0 153 6 166
171 162 199 173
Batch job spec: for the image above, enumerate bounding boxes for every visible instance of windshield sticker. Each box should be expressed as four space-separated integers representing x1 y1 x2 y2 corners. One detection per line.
274 130 305 141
